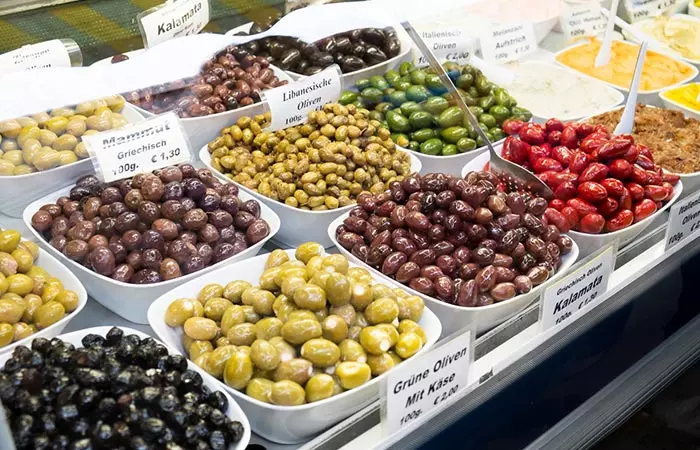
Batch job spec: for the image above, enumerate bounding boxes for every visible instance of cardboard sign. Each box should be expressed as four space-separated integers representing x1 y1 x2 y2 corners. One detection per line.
479 22 537 63
665 190 700 250
139 0 210 47
0 40 72 74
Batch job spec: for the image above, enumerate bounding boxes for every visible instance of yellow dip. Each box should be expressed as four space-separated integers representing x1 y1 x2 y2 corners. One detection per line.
555 39 694 92
663 83 700 111
639 15 700 60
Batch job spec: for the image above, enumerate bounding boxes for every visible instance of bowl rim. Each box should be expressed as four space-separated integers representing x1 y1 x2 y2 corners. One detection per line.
0 239 88 355
327 210 580 313
659 82 700 115
199 145 422 216
90 49 147 66
147 248 442 411
504 60 626 122
624 13 700 65
553 38 699 94
1 325 253 450
22 184 281 290
0 103 144 182
131 64 293 122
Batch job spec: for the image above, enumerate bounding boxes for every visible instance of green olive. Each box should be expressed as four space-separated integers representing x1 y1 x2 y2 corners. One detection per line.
255 317 283 340
270 380 306 406
0 230 21 253
34 301 64 329
183 317 218 341
272 294 297 322
397 295 424 321
189 341 214 361
350 282 373 311
321 315 348 344
251 339 281 370
365 297 399 324
295 242 324 264
287 310 318 322
206 345 238 378
359 326 392 355
281 318 322 345
246 377 273 403
220 305 246 334
293 284 326 311
198 283 225 303
259 267 282 291
320 254 349 274
325 273 351 307
306 374 336 403
0 298 24 324
55 290 79 312
0 323 13 347
335 361 372 390
339 339 367 363
223 280 252 303
6 274 33 296
204 297 232 321
265 249 289 269
13 322 34 341
10 249 32 273
269 336 297 362
329 304 357 327
273 358 313 385
372 284 396 300
166 298 204 327
367 353 397 376
398 320 427 344
21 294 42 322
223 351 253 390
395 331 424 359
347 267 373 285
226 323 257 346
301 338 340 367
241 305 261 323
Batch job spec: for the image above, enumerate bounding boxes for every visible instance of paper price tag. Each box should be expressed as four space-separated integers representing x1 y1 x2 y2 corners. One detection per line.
413 26 475 66
84 112 192 183
383 331 471 436
625 0 677 21
138 0 210 48
479 22 537 63
0 40 71 74
664 190 700 250
539 244 616 330
263 65 342 130
561 3 607 40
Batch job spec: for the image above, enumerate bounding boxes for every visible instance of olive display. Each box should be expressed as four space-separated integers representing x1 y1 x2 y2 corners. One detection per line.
30 164 271 284
127 45 288 118
0 96 128 176
234 27 402 76
334 172 574 306
0 327 245 449
165 244 427 405
0 229 79 347
338 62 532 156
208 104 412 210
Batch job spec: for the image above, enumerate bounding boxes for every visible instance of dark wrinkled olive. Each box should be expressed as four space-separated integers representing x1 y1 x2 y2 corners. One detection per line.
351 243 369 262
491 282 517 302
514 275 533 294
409 277 434 296
475 265 496 292
472 247 495 266
245 219 269 244
436 255 457 277
395 262 420 283
456 279 478 307
338 232 364 250
523 213 545 236
366 244 391 266
409 248 436 267
160 258 182 280
89 247 116 276
434 276 454 301
494 266 516 283
525 236 547 258
493 253 513 267
527 267 549 285
420 265 444 280
519 253 537 272
112 264 134 283
557 236 573 254
527 197 548 216
381 251 407 276
392 237 417 256
405 211 430 231
371 230 392 248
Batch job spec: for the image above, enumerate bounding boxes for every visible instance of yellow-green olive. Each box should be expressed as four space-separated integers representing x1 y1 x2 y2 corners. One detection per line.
321 315 348 344
350 282 373 311
325 272 351 307
293 284 326 311
255 317 283 340
250 339 281 370
246 377 274 403
295 242 324 264
359 326 392 355
395 331 424 359
339 339 367 363
183 317 218 341
220 305 246 334
397 295 424 322
223 280 252 303
301 338 340 367
270 380 306 406
223 351 253 390
198 283 225 303
273 358 313 385
204 297 232 321
364 297 399 324
226 323 257 346
281 318 322 345
305 374 336 403
335 361 372 389
265 249 289 269
269 336 297 362
34 301 64 329
367 353 397 376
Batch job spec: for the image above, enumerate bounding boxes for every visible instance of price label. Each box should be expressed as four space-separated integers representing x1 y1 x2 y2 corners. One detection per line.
539 244 616 330
561 2 607 40
138 0 210 48
479 22 537 63
413 25 475 66
0 40 71 74
383 331 471 436
84 112 192 183
625 0 677 21
263 65 342 130
664 190 700 250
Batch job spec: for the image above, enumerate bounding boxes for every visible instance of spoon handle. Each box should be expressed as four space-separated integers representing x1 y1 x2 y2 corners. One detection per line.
614 40 648 135
595 0 620 67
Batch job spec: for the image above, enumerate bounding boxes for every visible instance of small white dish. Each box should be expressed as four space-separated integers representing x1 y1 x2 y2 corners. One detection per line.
22 186 281 324
199 146 421 248
621 14 700 66
147 249 442 444
0 326 252 450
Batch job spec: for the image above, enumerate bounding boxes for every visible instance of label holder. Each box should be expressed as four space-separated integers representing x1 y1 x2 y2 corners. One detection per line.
538 240 619 332
664 189 700 250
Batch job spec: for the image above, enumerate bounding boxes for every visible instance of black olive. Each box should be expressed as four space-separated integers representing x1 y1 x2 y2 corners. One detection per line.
209 430 227 450
40 412 57 434
193 419 209 439
74 368 108 387
196 403 213 420
207 391 228 412
209 408 226 427
142 417 166 440
77 388 100 410
167 354 188 372
316 36 336 53
81 333 106 348
310 51 334 67
70 417 90 438
180 370 203 393
33 433 51 450
350 43 366 57
384 37 401 57
340 55 366 73
32 337 51 354
279 48 301 70
129 436 149 450
92 422 115 446
104 327 123 346
363 45 388 65
304 66 324 76
226 420 244 442
97 397 117 419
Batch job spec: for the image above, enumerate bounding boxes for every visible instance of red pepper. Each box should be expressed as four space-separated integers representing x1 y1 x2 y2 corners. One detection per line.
555 181 578 201
502 119 524 136
600 178 625 198
549 199 566 211
545 118 564 133
662 181 676 200
578 181 608 203
637 144 653 160
633 199 657 223
607 159 633 180
605 209 634 232
545 207 570 233
579 163 609 182
519 122 546 145
560 126 579 149
579 213 605 234
569 151 589 174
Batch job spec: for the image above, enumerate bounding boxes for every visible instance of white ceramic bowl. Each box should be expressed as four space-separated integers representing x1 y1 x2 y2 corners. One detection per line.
22 186 281 324
90 49 146 66
199 146 422 248
505 61 625 124
147 249 442 444
0 326 251 450
397 139 494 177
327 213 579 336
0 105 144 218
460 149 491 178
553 39 699 106
224 24 415 90
622 14 700 66
461 144 684 257
131 66 293 151
0 240 87 356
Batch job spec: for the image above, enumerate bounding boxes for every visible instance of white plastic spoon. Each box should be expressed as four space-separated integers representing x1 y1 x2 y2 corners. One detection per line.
615 40 648 135
595 0 621 67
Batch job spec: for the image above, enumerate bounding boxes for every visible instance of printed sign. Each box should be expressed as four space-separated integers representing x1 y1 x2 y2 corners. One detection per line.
625 0 677 21
138 0 210 48
561 2 607 40
665 190 700 250
263 65 342 130
413 25 475 66
0 40 72 74
84 112 192 183
384 331 471 436
479 22 537 63
540 244 616 330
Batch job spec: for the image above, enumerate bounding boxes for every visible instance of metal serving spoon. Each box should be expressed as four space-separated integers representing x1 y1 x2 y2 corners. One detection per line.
401 21 553 199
